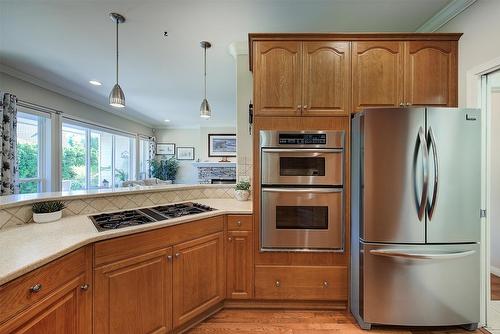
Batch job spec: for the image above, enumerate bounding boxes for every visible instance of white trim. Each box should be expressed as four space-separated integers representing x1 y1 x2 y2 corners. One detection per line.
0 64 155 128
62 114 137 138
491 266 500 277
228 41 248 58
416 0 477 32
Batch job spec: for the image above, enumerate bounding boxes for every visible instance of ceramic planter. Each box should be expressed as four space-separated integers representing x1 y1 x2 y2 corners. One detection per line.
33 210 63 223
235 190 250 201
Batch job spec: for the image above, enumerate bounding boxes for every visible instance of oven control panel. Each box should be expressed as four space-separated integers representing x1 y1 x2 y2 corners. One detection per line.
278 133 327 145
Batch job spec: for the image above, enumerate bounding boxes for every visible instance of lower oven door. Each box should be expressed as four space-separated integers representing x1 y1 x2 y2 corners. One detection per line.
261 187 343 251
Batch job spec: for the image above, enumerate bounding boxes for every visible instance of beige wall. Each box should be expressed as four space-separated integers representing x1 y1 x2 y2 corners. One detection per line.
0 72 153 136
438 0 500 106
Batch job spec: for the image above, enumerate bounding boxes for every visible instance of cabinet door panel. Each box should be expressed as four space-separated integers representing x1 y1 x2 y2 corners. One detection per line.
303 41 350 116
94 249 172 334
352 41 404 112
226 230 253 299
173 232 224 327
254 41 302 116
405 41 457 107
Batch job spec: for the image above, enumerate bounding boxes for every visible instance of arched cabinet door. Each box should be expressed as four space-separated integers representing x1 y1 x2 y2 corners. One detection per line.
352 41 404 112
404 41 458 107
302 41 350 116
253 41 302 116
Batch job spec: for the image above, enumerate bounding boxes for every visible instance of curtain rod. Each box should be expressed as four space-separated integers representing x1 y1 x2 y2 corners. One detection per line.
17 100 62 115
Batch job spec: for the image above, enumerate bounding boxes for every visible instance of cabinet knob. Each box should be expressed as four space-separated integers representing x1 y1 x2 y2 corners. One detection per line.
322 281 329 288
236 221 242 226
296 105 302 111
80 283 90 291
175 252 181 258
167 255 173 261
29 283 42 293
275 280 281 288
228 237 232 241
303 105 309 110
400 102 405 107
406 102 412 106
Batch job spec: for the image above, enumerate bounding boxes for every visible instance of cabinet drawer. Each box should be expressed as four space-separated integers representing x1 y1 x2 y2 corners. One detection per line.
255 265 347 301
0 247 88 324
227 215 253 231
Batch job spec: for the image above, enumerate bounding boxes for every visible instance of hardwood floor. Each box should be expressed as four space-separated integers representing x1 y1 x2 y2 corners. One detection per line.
492 274 500 300
186 309 482 334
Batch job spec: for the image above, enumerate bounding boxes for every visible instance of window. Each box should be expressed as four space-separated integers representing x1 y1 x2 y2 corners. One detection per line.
16 112 49 194
138 137 151 180
62 120 135 190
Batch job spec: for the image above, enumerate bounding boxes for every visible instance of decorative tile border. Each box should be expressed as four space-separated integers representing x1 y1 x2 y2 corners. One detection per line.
0 187 235 231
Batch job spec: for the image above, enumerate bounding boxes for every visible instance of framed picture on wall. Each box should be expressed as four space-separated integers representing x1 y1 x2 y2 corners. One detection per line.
176 147 195 160
208 134 236 157
156 143 175 155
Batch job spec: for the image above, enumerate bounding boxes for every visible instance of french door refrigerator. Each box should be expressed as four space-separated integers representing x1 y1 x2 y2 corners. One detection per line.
350 107 481 330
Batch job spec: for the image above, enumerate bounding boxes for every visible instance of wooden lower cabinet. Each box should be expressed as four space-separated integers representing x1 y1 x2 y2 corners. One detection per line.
94 248 173 334
226 230 253 299
172 232 225 328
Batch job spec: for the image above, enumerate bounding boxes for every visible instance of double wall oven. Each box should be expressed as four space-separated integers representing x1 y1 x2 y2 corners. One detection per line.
260 130 345 252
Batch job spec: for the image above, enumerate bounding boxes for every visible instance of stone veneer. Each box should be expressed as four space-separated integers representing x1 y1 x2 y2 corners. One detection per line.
0 186 235 231
197 167 236 184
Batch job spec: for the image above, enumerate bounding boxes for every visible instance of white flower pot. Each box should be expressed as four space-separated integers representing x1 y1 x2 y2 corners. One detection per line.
33 210 63 224
235 190 250 201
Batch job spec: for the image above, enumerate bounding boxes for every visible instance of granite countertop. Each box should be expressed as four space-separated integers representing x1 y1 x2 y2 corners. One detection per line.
0 198 252 286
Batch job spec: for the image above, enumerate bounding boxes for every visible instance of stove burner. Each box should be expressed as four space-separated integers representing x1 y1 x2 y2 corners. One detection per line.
90 202 215 232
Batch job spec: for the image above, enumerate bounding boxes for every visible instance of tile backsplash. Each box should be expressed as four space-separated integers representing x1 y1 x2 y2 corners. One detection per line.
0 187 235 231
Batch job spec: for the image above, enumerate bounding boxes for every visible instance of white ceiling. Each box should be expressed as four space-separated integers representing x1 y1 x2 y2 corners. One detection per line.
0 0 453 129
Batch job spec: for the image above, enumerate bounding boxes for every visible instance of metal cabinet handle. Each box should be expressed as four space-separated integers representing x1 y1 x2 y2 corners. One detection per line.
80 283 90 291
400 102 405 106
175 252 181 258
296 105 302 112
228 237 232 241
167 255 173 261
29 283 42 293
275 280 281 288
406 102 412 106
236 221 242 226
322 281 329 288
303 105 309 110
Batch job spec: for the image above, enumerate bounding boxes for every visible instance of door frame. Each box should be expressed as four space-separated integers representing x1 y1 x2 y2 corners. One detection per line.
466 56 500 328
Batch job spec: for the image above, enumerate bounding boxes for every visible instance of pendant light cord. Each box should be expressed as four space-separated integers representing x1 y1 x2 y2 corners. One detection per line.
203 45 207 99
116 20 119 84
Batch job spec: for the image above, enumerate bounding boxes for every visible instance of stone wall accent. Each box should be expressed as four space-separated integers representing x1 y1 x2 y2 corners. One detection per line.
197 167 236 184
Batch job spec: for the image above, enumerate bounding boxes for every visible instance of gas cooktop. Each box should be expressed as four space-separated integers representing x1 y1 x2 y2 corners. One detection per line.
89 202 215 232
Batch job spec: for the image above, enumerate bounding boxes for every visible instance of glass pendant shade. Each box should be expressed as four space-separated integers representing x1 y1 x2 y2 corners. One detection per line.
200 98 211 118
109 83 125 108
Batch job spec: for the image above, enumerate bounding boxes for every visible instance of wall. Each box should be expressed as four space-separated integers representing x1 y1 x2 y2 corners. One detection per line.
156 126 236 184
0 72 153 136
437 0 500 107
490 88 500 272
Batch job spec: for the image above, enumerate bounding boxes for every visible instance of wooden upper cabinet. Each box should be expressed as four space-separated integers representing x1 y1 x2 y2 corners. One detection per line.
94 248 173 334
254 41 302 116
352 41 404 112
302 41 350 116
172 232 224 328
405 41 458 107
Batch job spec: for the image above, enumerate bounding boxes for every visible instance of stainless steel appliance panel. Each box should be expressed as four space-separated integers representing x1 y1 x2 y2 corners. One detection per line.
261 187 343 251
426 108 481 243
361 242 480 326
260 130 344 149
362 108 427 243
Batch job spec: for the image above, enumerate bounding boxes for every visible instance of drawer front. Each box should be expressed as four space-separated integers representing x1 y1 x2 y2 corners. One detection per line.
227 215 253 231
255 265 347 301
0 247 88 324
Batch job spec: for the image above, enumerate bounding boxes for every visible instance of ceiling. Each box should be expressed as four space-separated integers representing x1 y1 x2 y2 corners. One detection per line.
0 0 453 129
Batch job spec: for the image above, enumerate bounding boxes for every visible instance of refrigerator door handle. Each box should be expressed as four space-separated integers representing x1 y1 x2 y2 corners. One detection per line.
427 127 439 220
414 127 429 220
369 249 476 260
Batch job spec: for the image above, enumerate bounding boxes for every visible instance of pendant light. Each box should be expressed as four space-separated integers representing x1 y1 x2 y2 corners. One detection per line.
200 41 212 118
109 13 126 108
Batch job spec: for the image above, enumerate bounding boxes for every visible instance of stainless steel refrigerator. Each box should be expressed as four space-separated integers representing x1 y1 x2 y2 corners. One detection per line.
350 107 481 330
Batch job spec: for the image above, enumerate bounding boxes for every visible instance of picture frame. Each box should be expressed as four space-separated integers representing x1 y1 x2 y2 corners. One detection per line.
176 147 195 160
208 134 237 157
156 143 175 155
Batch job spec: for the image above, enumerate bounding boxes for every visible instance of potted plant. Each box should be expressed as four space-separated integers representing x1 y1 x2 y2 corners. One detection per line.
234 181 251 201
150 156 179 184
32 201 66 223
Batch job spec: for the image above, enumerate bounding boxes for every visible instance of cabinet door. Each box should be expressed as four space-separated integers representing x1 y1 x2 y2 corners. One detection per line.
0 274 91 334
94 248 173 334
352 41 404 112
254 41 302 116
405 41 458 107
302 41 350 116
173 232 224 327
226 230 253 299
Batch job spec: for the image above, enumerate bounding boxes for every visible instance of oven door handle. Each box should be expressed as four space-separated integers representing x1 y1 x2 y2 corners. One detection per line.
261 148 342 153
262 187 343 193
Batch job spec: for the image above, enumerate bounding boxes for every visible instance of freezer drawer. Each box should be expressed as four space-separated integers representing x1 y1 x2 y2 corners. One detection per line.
361 242 479 327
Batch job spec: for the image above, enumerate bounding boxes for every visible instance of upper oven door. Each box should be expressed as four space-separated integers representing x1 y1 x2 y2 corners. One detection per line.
261 148 343 186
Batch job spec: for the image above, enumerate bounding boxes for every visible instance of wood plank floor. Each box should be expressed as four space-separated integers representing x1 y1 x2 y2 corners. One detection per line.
186 309 482 334
492 274 500 300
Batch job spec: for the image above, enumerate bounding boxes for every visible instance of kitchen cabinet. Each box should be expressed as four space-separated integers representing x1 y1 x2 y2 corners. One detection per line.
94 248 173 334
0 247 92 334
226 215 253 299
254 41 350 116
173 232 225 327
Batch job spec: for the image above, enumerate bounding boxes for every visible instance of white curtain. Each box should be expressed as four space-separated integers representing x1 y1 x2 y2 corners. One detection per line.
148 136 156 178
0 92 18 195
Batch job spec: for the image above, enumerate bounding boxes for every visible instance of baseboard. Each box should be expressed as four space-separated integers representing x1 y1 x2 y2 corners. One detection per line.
491 266 500 277
175 302 224 334
224 299 347 310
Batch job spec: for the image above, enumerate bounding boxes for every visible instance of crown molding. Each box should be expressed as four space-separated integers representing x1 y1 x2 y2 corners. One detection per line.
228 41 248 58
416 0 477 32
0 63 154 129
